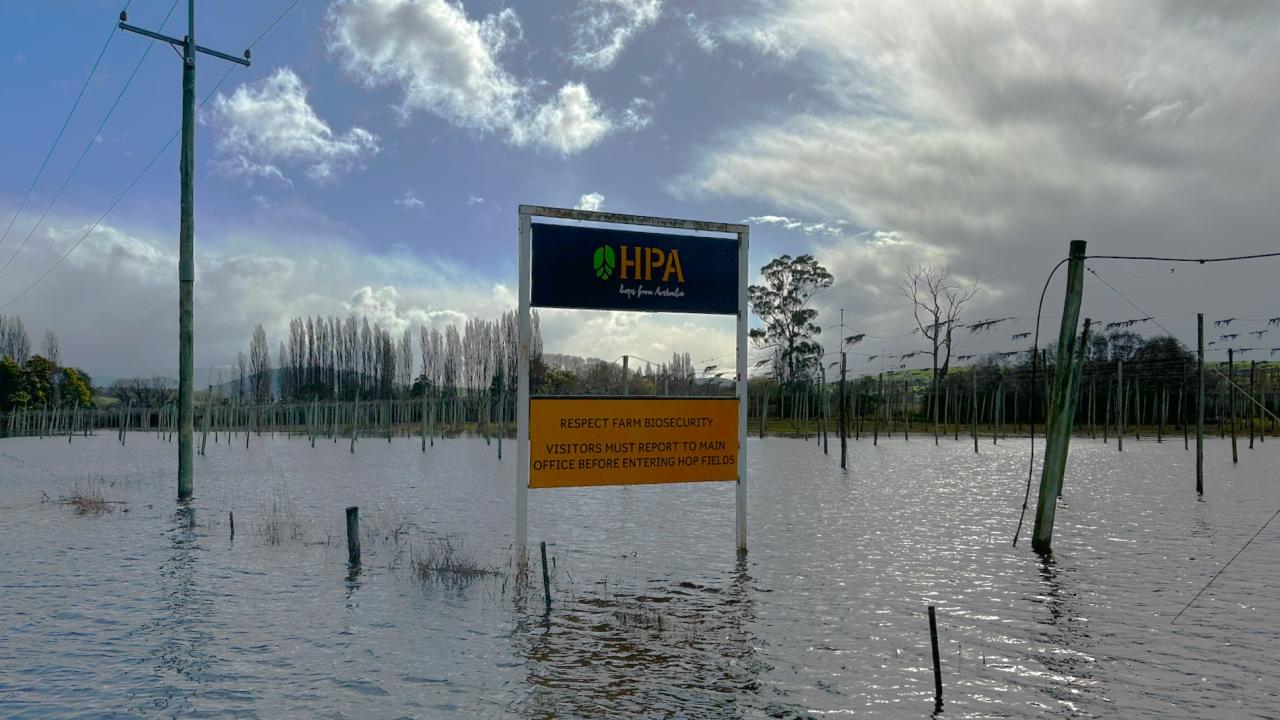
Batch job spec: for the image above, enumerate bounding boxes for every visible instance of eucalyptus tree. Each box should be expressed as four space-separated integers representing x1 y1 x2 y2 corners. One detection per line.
748 254 833 420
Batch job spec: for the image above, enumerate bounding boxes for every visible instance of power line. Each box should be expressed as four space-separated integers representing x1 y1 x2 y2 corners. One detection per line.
1 0 305 309
1 65 236 311
0 0 132 252
0 0 181 280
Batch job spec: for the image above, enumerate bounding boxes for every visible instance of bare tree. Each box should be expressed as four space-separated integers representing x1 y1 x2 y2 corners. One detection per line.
109 377 176 406
250 324 272 402
901 265 978 443
42 330 60 366
236 351 248 401
0 313 30 362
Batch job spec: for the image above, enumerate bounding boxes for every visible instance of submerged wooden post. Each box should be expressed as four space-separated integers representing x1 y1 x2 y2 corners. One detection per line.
1249 360 1256 450
1229 349 1238 463
971 367 978 454
1117 360 1125 452
1058 320 1091 498
1031 240 1087 555
839 352 848 469
540 541 552 614
874 372 882 445
928 605 943 711
1197 315 1205 493
346 506 361 566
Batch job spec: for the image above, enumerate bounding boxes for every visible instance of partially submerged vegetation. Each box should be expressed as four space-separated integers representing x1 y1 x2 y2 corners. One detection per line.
410 537 502 585
57 483 120 515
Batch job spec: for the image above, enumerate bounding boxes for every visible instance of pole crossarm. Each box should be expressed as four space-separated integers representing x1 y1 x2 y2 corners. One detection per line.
118 22 250 67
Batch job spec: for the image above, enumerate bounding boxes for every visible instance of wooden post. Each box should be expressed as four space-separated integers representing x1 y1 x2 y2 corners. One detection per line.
346 506 361 566
1181 364 1188 451
1158 381 1165 443
1058 320 1091 498
874 372 882 445
229 510 235 540
1117 360 1124 452
350 393 359 454
928 605 943 711
839 352 847 469
1197 315 1205 493
971 367 978 454
903 380 909 442
1229 349 1238 463
1031 240 1087 555
1249 360 1256 449
540 540 552 614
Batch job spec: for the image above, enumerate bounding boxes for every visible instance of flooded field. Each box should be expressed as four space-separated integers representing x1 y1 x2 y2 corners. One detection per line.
1 432 1278 718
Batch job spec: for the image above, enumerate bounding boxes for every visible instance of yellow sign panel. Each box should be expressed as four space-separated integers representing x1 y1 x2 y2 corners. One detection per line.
529 398 739 489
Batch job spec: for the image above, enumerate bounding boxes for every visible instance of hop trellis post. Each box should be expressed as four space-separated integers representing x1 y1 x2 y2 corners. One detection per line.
1031 240 1087 555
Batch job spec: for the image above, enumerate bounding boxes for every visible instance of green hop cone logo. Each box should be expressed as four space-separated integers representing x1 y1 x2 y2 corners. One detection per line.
593 245 616 279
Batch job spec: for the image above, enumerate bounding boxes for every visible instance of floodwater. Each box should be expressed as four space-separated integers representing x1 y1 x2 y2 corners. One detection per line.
1 430 1278 718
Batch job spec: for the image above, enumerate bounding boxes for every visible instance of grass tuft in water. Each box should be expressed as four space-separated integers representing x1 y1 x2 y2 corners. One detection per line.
60 484 118 515
411 537 502 585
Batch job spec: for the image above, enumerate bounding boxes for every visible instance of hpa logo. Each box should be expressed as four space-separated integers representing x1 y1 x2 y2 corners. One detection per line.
593 245 684 282
593 246 616 279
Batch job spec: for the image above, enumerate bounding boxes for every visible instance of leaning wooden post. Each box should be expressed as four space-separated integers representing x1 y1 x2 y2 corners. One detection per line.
540 541 552 614
1058 319 1091 498
1031 239 1087 555
346 506 361 566
1229 348 1238 463
928 605 943 711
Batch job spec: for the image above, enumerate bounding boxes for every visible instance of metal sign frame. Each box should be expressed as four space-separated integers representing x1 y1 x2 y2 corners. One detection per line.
516 205 749 556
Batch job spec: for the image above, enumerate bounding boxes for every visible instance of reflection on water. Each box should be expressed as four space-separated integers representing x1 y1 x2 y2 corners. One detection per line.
514 555 761 718
1 434 1278 718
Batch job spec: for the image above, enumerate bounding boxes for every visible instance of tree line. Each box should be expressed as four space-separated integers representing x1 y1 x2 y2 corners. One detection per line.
0 313 93 412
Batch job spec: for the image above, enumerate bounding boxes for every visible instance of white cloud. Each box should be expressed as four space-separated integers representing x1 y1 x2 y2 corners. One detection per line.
568 0 664 71
682 0 1280 332
7 210 736 379
684 13 717 53
395 190 425 210
745 214 846 237
513 82 613 155
575 192 605 211
328 0 643 154
207 67 379 184
8 215 502 377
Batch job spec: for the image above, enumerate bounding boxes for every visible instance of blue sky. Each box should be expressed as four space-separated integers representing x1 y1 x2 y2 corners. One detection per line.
3 1 1280 379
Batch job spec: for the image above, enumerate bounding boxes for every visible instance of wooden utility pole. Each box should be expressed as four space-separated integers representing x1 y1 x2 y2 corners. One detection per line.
622 354 629 396
1197 315 1204 493
1031 240 1087 555
119 3 249 502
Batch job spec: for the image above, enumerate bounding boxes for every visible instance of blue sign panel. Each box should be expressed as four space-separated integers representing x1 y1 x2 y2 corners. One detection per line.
531 223 738 315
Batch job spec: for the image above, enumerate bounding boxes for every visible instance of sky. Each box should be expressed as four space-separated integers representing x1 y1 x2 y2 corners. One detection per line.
2 0 1279 382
